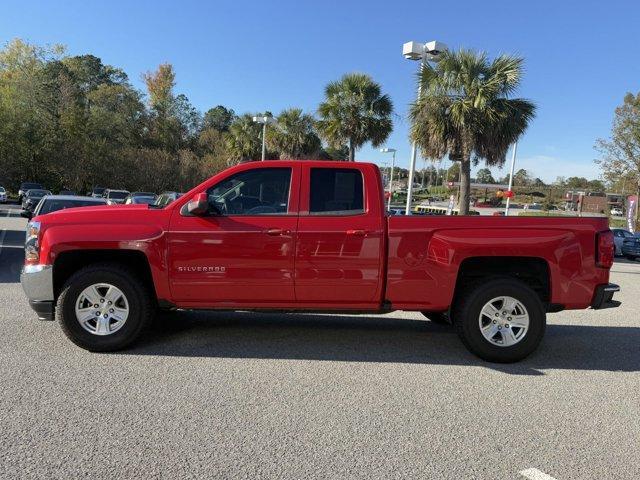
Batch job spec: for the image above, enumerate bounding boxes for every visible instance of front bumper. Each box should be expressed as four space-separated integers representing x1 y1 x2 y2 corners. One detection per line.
20 265 54 320
621 245 640 257
591 283 621 310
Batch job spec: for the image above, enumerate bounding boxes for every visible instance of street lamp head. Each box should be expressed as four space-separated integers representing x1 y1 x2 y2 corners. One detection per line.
402 40 448 62
380 148 396 153
424 40 448 62
402 41 424 60
252 115 276 125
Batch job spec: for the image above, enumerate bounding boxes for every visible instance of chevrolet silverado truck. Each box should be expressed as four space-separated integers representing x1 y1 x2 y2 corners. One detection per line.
20 161 620 362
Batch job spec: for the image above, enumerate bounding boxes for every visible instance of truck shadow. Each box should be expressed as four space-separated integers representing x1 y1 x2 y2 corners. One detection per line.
129 311 640 375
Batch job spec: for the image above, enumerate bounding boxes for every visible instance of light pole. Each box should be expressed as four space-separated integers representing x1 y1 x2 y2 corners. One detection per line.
381 147 396 211
252 115 276 161
504 141 518 216
402 40 447 215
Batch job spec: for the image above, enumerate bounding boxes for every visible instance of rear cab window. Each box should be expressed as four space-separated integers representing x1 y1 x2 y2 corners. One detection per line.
309 168 364 215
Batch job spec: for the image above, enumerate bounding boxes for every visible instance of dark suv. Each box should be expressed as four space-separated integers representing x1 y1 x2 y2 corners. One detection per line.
18 182 43 203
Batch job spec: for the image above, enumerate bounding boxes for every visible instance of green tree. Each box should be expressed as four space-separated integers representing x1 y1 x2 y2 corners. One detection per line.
513 168 532 186
317 73 393 161
143 63 200 152
410 50 536 214
475 168 495 184
596 91 640 223
203 105 236 132
226 114 263 163
446 162 461 182
267 108 321 159
318 145 349 160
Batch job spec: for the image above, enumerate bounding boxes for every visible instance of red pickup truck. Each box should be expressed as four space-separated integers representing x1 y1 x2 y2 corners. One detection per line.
20 161 620 362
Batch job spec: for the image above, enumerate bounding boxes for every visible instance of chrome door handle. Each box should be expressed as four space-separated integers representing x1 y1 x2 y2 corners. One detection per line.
346 229 367 236
265 228 290 236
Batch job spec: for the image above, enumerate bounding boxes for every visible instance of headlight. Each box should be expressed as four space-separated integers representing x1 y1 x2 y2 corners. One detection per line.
25 220 41 263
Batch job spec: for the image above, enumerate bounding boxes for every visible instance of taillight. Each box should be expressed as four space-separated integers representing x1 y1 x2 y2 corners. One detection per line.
596 230 614 268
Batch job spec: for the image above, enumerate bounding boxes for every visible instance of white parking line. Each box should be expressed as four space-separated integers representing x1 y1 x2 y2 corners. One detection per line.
520 468 559 480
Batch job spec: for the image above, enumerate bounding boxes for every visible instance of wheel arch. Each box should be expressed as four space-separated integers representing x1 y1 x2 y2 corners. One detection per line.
52 249 157 304
453 256 552 308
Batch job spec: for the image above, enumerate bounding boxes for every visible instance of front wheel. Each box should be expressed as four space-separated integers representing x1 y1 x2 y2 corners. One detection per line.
56 263 153 351
452 279 546 363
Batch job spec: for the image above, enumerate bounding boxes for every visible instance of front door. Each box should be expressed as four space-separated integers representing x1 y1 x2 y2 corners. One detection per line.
168 166 299 307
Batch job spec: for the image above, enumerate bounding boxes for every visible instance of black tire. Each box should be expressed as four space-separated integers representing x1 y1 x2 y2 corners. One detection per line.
421 311 451 325
55 263 153 352
625 255 637 261
452 279 546 363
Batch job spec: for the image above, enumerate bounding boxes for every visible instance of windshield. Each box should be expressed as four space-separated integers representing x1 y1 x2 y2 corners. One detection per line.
0 187 5 193
27 190 50 197
22 183 42 190
108 191 129 199
132 196 156 205
39 199 105 215
92 187 106 195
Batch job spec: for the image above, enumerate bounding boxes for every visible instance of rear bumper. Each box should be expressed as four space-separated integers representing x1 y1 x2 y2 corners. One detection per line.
20 265 55 321
591 283 621 310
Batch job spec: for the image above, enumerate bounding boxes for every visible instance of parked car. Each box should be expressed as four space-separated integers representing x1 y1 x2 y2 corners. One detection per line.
103 189 130 205
610 207 623 216
22 195 107 220
622 239 640 260
0 186 7 203
388 208 405 216
21 189 52 214
612 228 640 260
20 161 619 363
612 229 636 256
89 187 106 198
124 193 157 205
18 182 43 203
154 191 184 207
59 190 76 196
524 203 542 210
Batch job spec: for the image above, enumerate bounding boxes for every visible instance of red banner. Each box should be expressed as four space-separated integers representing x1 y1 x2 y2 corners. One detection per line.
628 195 638 233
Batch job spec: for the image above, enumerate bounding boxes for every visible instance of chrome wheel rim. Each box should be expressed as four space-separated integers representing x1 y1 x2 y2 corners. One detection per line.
478 296 529 347
75 283 129 336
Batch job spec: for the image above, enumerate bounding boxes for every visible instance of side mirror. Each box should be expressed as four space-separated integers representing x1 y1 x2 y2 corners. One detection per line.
187 192 209 216
20 211 32 219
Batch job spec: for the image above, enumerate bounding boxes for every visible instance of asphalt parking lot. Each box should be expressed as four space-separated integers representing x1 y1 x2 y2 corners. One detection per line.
1 203 639 480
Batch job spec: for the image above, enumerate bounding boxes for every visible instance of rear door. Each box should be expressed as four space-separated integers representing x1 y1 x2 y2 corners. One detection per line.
294 164 385 307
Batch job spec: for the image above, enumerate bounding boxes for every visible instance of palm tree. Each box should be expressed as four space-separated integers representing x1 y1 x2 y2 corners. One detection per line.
225 114 263 163
317 73 393 161
267 108 321 159
410 50 536 214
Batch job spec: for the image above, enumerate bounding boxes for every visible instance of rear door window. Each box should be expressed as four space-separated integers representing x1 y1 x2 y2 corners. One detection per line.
309 168 364 215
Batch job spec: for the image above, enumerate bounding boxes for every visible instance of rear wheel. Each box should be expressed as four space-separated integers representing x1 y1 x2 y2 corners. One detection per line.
453 279 545 363
421 311 451 325
56 263 153 351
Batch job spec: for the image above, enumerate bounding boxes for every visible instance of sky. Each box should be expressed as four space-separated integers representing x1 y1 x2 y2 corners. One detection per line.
1 0 639 183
